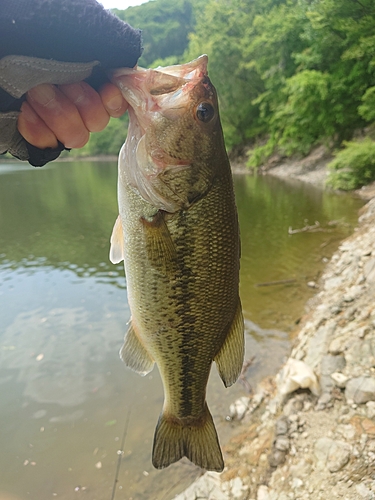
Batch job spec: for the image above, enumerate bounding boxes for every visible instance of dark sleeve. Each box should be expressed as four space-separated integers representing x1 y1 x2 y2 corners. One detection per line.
0 0 143 166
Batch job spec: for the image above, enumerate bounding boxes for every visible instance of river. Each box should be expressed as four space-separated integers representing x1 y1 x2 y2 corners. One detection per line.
0 160 363 500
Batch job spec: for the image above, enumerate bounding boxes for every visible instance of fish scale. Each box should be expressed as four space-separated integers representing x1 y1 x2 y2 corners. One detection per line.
110 55 244 471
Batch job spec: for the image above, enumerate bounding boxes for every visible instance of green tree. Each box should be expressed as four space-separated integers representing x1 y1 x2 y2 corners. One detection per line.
114 0 195 67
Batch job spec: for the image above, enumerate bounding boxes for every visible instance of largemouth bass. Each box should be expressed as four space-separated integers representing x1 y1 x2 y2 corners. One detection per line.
109 55 244 472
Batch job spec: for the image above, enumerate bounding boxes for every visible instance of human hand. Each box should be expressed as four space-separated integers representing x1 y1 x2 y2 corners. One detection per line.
18 81 129 149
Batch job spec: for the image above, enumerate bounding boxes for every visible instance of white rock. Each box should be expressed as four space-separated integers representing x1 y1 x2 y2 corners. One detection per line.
229 396 250 420
257 485 270 500
277 359 320 398
174 472 228 500
331 372 348 388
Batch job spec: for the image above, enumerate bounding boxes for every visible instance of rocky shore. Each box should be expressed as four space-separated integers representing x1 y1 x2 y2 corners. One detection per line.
175 191 375 499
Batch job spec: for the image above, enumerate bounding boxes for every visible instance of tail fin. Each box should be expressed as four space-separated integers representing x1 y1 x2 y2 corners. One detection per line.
152 404 224 472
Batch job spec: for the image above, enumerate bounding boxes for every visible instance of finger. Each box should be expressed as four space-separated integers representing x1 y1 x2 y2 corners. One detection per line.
27 84 89 148
18 101 58 149
99 82 128 118
59 82 110 133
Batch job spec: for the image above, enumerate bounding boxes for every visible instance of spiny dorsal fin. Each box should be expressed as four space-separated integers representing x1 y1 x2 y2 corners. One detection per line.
120 322 154 376
214 299 244 388
109 215 124 264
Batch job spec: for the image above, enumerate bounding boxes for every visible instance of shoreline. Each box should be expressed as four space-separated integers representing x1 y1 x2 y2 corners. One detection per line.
175 167 375 499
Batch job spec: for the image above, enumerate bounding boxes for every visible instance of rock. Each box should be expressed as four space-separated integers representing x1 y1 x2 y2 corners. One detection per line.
229 396 251 420
315 392 332 411
324 276 343 291
230 477 247 499
327 441 351 472
355 482 373 498
274 436 290 452
257 485 271 500
314 437 333 467
275 416 289 435
366 401 375 419
345 377 375 404
277 359 320 398
328 336 347 354
331 372 349 388
314 437 351 472
304 323 336 370
268 449 287 467
364 258 375 283
291 477 303 489
321 354 346 375
289 459 312 478
174 472 228 500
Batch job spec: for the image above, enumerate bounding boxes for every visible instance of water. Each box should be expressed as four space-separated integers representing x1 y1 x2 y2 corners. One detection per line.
0 161 363 500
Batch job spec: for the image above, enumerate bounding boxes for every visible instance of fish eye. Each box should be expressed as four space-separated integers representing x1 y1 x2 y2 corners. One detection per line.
196 102 215 123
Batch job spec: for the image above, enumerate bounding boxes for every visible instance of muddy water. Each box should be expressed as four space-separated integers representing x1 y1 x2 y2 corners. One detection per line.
0 161 363 500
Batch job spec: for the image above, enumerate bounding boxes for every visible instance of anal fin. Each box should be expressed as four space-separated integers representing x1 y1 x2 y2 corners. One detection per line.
214 299 244 387
120 322 154 376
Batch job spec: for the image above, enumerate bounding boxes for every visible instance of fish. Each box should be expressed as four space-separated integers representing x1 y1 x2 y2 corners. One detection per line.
109 55 244 472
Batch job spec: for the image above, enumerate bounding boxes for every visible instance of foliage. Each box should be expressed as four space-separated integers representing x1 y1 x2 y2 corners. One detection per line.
358 87 375 123
327 139 375 190
77 0 375 181
113 0 195 67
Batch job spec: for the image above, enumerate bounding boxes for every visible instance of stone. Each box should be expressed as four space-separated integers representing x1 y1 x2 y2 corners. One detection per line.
328 336 347 355
291 478 303 489
231 477 247 499
355 482 372 499
366 401 375 419
275 416 289 435
314 437 351 472
304 323 336 370
324 276 343 291
229 396 251 420
314 437 333 469
257 485 271 500
315 392 332 411
274 436 290 452
268 449 287 467
331 372 348 389
364 258 375 283
289 459 312 478
321 354 346 375
277 359 320 398
174 472 228 500
345 377 375 404
327 441 351 472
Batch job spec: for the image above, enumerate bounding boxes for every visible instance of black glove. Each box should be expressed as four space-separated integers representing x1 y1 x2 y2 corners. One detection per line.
0 0 142 166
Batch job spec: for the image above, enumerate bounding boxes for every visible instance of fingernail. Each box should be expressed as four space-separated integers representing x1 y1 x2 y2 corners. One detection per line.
28 84 56 107
20 102 38 124
106 94 123 112
61 83 86 105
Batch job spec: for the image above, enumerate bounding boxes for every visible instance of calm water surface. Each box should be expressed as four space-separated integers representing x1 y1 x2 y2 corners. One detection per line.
0 161 363 500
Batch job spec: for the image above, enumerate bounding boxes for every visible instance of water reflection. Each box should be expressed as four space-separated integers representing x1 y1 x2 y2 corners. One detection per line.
0 161 363 499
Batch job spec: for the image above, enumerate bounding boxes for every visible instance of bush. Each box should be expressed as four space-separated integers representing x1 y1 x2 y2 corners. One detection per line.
326 138 375 190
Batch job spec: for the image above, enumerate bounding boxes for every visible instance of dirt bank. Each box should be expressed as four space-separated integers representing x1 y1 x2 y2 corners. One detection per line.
175 187 375 499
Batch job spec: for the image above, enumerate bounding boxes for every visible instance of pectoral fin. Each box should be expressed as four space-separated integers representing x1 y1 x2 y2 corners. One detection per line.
109 215 124 264
141 211 177 264
214 300 244 388
120 322 154 376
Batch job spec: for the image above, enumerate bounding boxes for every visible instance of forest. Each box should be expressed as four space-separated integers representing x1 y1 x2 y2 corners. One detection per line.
76 0 375 190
